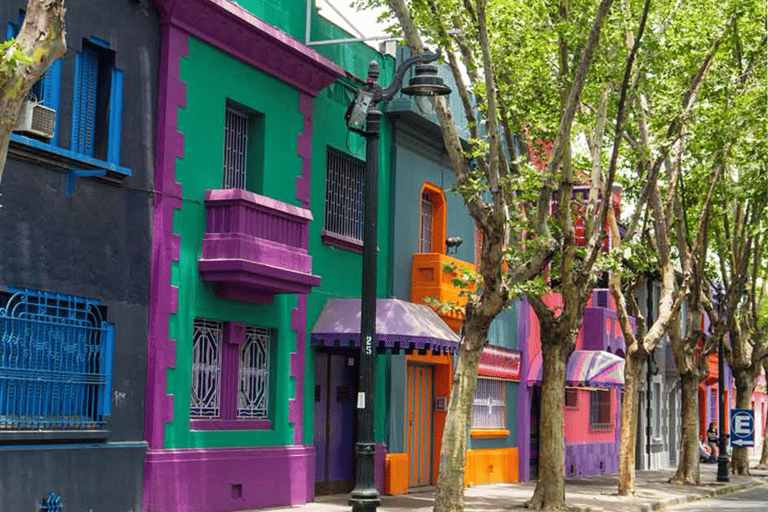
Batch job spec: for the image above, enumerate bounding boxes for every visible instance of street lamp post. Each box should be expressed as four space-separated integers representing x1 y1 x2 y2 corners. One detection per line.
345 51 450 512
715 287 729 482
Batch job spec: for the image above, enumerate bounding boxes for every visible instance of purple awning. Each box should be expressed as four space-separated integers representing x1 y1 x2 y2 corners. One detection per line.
526 349 625 388
311 298 460 354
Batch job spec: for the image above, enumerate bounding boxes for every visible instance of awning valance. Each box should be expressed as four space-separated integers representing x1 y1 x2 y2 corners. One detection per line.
526 349 625 388
311 298 460 354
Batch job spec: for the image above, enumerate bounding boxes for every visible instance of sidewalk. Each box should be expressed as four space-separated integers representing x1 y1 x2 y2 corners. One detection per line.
262 463 767 512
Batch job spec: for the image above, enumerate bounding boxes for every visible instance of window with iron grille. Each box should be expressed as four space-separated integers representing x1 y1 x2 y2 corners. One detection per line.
238 326 270 419
589 388 612 429
324 147 365 241
471 378 505 429
223 107 249 189
0 288 115 432
71 37 123 164
190 318 272 424
420 192 434 253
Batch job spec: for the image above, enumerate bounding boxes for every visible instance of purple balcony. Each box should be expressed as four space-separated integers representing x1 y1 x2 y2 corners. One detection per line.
198 189 320 303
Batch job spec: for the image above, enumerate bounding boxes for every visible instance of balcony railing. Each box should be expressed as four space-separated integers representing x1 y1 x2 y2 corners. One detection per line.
198 189 320 303
410 253 475 333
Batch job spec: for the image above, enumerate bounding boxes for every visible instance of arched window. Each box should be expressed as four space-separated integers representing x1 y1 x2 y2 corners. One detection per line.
419 182 446 254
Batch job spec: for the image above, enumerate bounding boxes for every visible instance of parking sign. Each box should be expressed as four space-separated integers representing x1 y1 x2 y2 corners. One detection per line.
729 409 755 447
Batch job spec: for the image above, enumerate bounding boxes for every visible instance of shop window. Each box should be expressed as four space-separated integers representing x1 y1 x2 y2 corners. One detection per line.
190 318 272 424
418 182 446 254
324 147 365 242
222 103 265 191
565 388 578 409
471 378 505 429
71 37 123 164
589 388 612 429
0 288 114 433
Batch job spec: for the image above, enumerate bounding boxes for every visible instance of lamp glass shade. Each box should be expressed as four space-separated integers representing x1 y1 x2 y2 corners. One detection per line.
401 64 451 97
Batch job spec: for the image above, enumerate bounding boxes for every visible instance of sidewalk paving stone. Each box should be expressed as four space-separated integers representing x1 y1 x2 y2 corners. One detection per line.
260 463 767 512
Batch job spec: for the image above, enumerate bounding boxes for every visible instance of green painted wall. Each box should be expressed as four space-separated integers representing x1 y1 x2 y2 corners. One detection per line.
164 36 305 449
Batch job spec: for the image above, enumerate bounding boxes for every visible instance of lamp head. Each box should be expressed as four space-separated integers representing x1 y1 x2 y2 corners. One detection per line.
401 63 451 97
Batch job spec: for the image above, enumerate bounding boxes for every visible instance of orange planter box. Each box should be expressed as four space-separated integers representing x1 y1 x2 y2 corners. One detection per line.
385 453 409 495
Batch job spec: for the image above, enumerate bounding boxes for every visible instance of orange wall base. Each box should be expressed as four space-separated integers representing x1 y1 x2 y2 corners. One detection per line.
385 453 409 495
385 449 519 494
464 447 519 487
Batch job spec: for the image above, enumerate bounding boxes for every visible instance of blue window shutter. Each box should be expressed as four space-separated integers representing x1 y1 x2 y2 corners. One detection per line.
102 322 115 416
107 67 123 165
72 47 98 156
6 22 19 40
41 59 62 145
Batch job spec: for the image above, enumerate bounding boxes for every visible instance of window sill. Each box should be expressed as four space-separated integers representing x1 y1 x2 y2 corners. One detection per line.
190 419 272 431
589 424 613 432
0 430 109 443
321 230 363 254
470 429 509 439
9 133 131 179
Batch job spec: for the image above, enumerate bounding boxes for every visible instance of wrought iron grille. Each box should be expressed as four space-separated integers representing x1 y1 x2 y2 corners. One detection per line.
420 192 434 253
471 378 505 429
190 319 223 418
223 107 249 189
324 147 365 241
40 492 63 512
237 326 270 419
0 288 114 431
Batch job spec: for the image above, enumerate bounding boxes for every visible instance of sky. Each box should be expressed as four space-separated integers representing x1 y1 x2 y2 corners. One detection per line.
313 0 391 47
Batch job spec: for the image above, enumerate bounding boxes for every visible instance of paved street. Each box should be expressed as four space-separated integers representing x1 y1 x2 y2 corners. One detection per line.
261 464 768 512
665 483 768 511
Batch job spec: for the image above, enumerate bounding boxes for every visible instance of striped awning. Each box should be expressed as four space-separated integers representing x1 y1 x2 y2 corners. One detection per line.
310 298 460 354
526 349 625 388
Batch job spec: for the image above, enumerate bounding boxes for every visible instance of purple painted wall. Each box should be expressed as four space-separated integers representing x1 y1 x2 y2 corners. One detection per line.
144 446 315 511
564 442 618 477
517 298 532 482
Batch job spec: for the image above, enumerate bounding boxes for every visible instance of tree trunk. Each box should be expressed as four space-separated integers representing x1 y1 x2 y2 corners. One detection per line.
731 377 755 475
525 336 569 510
669 372 700 484
433 332 484 512
618 353 643 495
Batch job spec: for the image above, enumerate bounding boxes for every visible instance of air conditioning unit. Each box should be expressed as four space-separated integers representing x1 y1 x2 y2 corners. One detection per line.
14 99 56 140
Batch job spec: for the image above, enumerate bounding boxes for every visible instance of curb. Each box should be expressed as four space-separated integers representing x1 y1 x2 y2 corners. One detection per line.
636 479 765 512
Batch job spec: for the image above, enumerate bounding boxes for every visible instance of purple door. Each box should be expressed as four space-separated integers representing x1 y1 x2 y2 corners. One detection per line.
314 351 357 495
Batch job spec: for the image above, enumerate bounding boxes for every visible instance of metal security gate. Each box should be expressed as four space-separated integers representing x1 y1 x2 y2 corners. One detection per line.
407 363 434 488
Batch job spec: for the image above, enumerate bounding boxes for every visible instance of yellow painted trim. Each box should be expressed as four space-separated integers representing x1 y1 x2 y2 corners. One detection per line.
470 428 510 438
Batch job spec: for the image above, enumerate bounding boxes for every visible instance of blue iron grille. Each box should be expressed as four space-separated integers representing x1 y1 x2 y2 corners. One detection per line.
0 288 114 431
40 492 63 512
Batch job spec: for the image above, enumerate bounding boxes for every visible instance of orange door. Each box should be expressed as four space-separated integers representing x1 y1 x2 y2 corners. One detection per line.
407 363 434 488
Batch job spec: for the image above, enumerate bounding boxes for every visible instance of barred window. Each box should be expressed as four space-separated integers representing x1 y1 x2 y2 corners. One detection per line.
420 192 434 253
190 319 223 418
589 388 612 429
238 326 270 419
471 378 505 429
324 147 365 241
223 107 249 189
190 318 272 423
0 288 114 431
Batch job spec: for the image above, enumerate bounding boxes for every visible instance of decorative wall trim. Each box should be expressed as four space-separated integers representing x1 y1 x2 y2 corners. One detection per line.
145 24 187 453
153 0 342 97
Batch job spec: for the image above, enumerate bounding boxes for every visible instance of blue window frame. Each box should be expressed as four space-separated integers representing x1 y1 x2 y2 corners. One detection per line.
0 288 115 431
72 37 124 164
6 12 62 145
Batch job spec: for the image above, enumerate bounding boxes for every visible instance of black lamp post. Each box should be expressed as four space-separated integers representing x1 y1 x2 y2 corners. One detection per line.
715 286 729 482
344 51 451 512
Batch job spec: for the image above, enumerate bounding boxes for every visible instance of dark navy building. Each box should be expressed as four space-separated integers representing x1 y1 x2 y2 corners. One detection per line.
0 1 158 510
